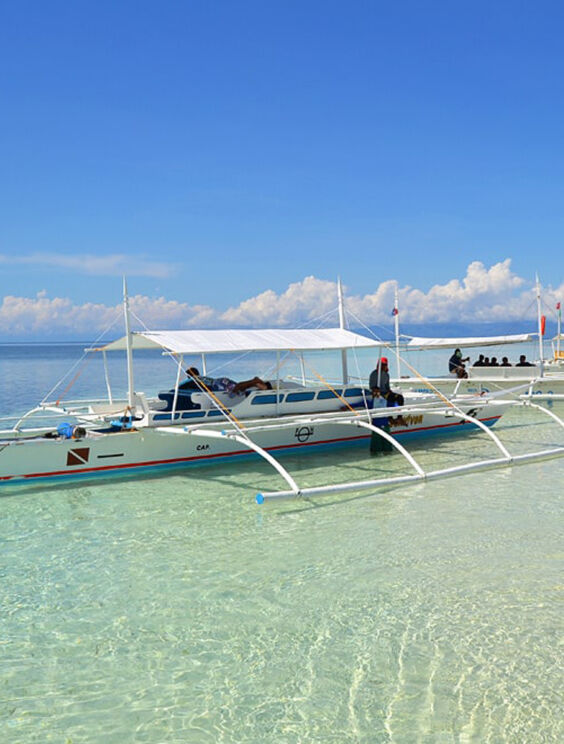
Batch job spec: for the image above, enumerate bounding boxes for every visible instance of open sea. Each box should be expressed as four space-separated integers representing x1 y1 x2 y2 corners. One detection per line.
1 343 562 743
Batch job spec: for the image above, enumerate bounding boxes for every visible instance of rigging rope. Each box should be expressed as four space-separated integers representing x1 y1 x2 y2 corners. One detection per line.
290 350 359 414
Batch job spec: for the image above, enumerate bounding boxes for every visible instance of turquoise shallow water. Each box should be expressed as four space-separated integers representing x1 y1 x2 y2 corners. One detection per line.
1 346 563 742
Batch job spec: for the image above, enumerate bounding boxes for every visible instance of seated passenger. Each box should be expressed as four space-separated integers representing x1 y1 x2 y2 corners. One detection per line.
516 354 534 367
490 357 499 367
500 356 512 366
448 348 469 378
473 354 485 367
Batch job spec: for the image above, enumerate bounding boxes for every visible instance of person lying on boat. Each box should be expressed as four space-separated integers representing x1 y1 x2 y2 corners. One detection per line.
501 356 512 366
448 348 469 378
369 357 405 409
516 355 534 367
180 367 273 395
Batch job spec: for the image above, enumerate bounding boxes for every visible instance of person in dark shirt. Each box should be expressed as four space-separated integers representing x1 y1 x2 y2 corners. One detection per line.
501 356 512 366
516 355 534 367
369 357 405 429
448 348 469 378
490 357 499 366
368 357 404 406
473 354 485 367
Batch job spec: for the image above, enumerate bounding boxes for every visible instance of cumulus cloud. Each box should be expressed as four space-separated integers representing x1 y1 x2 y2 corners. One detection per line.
0 260 562 339
220 276 337 326
0 252 174 278
0 294 121 337
350 259 530 324
221 259 561 327
0 292 218 338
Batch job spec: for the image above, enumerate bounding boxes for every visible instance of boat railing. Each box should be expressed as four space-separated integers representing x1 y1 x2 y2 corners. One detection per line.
4 395 134 433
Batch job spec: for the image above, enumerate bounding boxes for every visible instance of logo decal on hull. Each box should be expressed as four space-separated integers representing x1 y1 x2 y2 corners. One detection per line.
295 426 314 442
389 414 423 428
67 448 90 466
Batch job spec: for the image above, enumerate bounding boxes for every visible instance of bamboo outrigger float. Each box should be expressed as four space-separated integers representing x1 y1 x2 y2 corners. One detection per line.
1 280 563 497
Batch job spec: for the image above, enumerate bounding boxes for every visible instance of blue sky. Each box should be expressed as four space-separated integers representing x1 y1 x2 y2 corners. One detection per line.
0 1 563 337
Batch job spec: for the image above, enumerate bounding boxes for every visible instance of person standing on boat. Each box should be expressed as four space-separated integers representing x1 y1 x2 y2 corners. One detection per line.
369 357 404 406
368 357 405 446
448 348 469 378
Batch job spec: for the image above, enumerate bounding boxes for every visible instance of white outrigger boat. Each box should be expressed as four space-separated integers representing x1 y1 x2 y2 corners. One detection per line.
389 278 564 401
1 281 563 501
394 332 564 400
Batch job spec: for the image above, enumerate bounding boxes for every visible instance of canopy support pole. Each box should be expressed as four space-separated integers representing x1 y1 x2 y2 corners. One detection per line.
394 282 401 380
102 350 113 404
275 351 281 415
536 274 545 374
171 354 184 419
299 353 306 386
338 277 349 384
123 277 135 409
557 301 562 359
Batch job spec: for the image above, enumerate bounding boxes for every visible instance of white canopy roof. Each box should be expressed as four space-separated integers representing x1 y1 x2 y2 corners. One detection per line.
95 328 384 354
406 333 535 350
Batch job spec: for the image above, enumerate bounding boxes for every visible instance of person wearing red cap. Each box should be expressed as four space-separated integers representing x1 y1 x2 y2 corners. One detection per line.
369 357 404 407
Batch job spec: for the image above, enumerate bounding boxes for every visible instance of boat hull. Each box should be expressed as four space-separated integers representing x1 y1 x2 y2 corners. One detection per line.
0 405 503 488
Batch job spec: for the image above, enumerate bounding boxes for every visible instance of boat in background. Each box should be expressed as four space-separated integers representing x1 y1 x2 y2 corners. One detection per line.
390 277 564 401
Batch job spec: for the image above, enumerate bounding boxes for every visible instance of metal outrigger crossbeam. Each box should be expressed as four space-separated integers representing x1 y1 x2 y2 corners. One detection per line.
156 399 564 503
